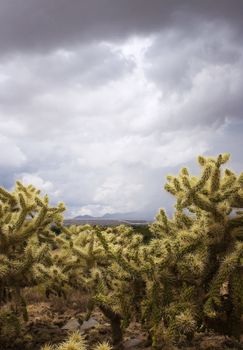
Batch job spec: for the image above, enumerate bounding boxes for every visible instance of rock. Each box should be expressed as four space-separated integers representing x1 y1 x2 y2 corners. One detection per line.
80 317 99 331
199 335 229 350
62 318 81 331
124 337 144 349
98 328 109 335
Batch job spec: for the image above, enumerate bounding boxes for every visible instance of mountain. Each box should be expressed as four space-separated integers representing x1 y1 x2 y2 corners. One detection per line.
74 214 94 219
74 211 154 221
102 212 140 220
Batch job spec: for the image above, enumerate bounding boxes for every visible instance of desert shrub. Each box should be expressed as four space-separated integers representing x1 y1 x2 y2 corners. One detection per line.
131 224 152 243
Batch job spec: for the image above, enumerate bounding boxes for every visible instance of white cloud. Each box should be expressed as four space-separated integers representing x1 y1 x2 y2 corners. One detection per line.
0 19 242 218
0 135 26 167
74 204 114 217
18 173 61 198
94 175 144 212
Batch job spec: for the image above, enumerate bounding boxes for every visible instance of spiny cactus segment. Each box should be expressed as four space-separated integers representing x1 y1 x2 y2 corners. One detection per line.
1 153 243 349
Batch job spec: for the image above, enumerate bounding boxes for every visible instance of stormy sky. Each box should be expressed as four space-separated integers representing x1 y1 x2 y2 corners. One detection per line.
0 0 243 218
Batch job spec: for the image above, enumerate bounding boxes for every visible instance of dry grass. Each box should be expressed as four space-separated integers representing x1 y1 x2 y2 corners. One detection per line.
49 289 89 314
23 286 89 314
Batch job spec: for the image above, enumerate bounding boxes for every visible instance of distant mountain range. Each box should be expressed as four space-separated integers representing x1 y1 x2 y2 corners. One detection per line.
73 211 154 221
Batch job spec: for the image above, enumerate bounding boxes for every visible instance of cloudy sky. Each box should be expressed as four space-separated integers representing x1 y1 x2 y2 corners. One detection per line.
0 0 243 218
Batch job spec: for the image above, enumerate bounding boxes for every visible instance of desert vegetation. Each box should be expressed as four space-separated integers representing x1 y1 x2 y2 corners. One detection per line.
0 153 242 349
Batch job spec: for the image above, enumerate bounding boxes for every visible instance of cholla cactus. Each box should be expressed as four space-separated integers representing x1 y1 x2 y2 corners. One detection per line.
3 153 240 348
94 225 146 346
44 153 243 346
54 224 146 348
0 181 65 328
150 153 243 340
41 331 112 350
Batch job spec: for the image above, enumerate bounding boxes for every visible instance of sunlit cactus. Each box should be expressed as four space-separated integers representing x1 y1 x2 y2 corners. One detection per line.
150 153 243 340
0 181 65 333
1 152 242 348
55 224 146 348
41 331 112 350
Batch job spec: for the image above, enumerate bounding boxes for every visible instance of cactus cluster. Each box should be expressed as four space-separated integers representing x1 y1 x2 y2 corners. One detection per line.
0 153 242 349
53 224 146 347
148 153 243 343
0 181 65 338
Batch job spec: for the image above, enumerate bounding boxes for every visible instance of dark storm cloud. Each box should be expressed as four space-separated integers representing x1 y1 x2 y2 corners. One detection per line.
1 0 243 55
0 0 243 218
145 26 242 93
0 43 135 110
142 21 243 131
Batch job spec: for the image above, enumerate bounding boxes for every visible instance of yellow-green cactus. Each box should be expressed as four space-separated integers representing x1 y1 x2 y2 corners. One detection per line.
41 331 112 350
150 153 243 340
54 224 146 347
0 181 65 325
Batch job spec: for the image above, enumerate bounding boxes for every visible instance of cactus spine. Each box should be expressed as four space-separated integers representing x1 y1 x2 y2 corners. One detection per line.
0 181 65 338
